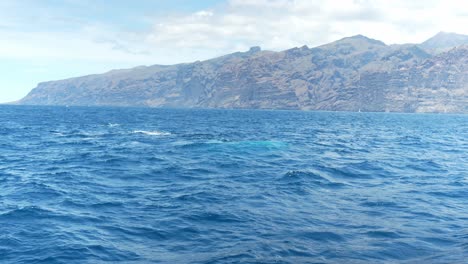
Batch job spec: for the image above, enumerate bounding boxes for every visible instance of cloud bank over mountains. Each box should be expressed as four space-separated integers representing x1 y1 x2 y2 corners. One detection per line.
0 0 467 102
1 0 467 64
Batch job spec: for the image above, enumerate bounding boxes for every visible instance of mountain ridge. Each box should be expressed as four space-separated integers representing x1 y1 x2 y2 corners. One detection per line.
18 32 468 113
420 32 468 54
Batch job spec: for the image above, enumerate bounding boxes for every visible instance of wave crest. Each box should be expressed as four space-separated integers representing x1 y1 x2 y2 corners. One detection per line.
133 130 171 136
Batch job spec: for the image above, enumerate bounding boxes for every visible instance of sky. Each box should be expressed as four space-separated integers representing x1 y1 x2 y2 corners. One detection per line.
1 0 467 103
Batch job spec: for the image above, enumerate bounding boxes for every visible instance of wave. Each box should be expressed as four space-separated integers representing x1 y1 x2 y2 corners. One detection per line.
133 130 171 136
175 140 286 150
280 170 346 189
52 130 110 139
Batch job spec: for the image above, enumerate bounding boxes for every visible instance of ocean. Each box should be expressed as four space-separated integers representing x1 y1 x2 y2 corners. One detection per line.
0 105 467 263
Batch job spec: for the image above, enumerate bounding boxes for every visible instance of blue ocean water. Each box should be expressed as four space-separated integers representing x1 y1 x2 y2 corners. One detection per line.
0 105 467 264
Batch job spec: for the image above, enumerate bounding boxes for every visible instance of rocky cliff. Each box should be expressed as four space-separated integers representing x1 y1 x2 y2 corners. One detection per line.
18 33 468 113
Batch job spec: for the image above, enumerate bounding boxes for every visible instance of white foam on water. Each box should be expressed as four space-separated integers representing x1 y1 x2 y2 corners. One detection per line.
133 130 171 136
52 132 65 137
108 123 120 127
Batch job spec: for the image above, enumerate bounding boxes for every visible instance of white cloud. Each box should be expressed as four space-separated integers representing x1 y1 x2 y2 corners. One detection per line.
141 0 468 60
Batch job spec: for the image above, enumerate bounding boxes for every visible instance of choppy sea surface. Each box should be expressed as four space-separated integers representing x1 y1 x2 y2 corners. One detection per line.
0 105 467 263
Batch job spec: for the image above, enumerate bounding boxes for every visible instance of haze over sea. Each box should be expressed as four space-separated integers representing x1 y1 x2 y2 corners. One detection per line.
0 105 467 263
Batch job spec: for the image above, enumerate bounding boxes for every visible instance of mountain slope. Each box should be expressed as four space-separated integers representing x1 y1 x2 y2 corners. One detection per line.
18 34 468 113
419 32 468 54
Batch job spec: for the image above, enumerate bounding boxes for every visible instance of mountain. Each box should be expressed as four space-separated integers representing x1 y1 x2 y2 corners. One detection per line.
419 32 468 54
18 33 468 113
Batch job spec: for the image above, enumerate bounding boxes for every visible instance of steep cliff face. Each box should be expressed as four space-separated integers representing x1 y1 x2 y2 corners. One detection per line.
18 34 468 113
357 46 467 113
